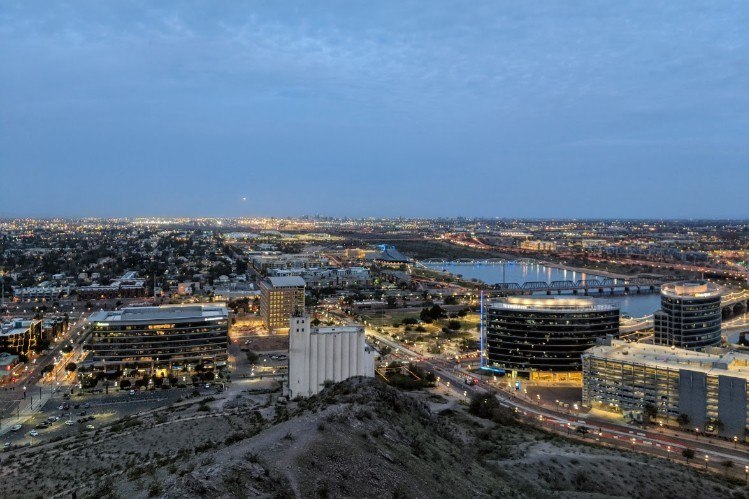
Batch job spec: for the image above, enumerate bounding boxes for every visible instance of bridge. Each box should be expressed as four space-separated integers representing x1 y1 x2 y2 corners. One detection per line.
488 277 662 296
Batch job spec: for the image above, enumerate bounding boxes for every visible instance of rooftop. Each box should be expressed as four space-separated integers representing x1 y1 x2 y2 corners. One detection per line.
89 304 228 323
489 296 619 313
584 338 749 381
311 325 363 335
661 280 722 299
265 276 306 288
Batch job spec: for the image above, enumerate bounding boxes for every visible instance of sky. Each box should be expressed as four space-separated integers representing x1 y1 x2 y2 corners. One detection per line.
1 1 748 219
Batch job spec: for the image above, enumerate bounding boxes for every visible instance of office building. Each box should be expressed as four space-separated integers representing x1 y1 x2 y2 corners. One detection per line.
583 337 749 438
654 281 722 350
287 316 376 398
484 297 619 380
0 318 42 355
83 304 228 374
259 276 306 331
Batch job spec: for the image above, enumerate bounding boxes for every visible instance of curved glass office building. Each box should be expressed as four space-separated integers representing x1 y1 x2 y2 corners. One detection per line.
485 297 619 377
654 281 722 350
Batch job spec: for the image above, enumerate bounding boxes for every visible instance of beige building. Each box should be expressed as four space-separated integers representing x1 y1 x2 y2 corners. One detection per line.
287 316 376 398
259 276 306 331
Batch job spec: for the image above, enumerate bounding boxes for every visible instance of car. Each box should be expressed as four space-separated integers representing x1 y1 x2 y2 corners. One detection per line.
52 416 60 422
28 430 38 437
83 403 90 408
78 411 87 416
129 390 135 395
85 424 95 430
65 420 75 426
205 383 211 389
73 404 80 409
10 424 22 432
58 405 64 411
35 422 48 429
3 442 10 449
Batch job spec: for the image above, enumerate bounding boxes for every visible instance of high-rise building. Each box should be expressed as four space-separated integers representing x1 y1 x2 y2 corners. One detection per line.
259 276 306 331
654 281 722 350
83 304 229 374
287 316 376 398
484 297 619 380
583 336 749 438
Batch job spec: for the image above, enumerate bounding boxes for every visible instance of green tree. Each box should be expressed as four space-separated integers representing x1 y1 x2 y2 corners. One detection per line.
642 403 658 424
682 448 695 463
676 413 690 428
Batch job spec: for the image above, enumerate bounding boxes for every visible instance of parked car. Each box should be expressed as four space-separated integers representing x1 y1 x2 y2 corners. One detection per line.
10 424 22 432
3 442 10 449
65 420 75 426
129 390 135 395
85 424 95 430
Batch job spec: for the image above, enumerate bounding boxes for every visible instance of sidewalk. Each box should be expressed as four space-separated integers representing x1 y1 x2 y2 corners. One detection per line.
0 386 56 437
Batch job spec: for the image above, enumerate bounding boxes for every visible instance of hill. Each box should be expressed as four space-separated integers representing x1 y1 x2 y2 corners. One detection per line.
1 378 744 498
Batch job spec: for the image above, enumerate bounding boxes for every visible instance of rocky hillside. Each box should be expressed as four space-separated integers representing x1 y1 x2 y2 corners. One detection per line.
2 378 745 498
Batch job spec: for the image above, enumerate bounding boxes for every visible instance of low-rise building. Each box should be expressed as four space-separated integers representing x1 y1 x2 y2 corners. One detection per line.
267 266 371 288
12 285 70 302
287 316 376 398
582 337 749 438
0 318 42 355
76 271 147 300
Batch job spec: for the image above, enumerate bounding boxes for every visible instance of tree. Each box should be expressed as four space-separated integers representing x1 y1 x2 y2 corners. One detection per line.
676 413 690 428
682 448 695 463
642 403 658 424
447 320 462 331
65 362 77 373
61 344 73 354
119 379 131 389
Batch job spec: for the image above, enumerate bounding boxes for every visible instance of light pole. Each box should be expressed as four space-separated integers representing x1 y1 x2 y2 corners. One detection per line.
734 436 738 448
631 438 636 450
744 465 748 484
704 454 709 469
666 445 671 460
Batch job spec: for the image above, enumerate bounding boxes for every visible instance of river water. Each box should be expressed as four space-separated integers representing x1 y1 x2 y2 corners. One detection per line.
424 261 661 317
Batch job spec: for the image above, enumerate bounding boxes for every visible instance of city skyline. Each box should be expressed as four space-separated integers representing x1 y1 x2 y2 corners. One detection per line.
1 1 748 219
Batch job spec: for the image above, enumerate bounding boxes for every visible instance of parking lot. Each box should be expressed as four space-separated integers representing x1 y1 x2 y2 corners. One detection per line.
2 384 220 448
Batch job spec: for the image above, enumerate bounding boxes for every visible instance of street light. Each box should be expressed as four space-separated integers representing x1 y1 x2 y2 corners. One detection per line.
704 454 709 469
666 445 671 460
734 436 738 448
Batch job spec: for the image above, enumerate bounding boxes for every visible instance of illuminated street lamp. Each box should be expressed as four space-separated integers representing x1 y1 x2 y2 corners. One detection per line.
666 445 671 460
704 454 709 469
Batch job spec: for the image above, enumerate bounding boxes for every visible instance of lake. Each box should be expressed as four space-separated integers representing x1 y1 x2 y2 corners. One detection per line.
425 261 661 317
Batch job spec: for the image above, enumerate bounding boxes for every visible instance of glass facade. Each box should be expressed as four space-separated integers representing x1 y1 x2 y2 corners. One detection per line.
654 281 722 350
485 298 619 373
88 307 228 372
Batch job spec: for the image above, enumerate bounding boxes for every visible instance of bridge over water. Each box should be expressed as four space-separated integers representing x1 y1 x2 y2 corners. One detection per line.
488 277 662 296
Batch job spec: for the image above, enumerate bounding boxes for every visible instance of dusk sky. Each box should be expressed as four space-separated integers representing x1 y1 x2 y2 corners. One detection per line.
1 1 747 219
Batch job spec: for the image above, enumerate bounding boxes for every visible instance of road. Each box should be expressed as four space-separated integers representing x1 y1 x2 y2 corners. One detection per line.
0 313 90 432
361 321 749 478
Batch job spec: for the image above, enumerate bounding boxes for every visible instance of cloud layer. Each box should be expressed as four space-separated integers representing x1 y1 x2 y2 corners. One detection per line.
1 1 747 218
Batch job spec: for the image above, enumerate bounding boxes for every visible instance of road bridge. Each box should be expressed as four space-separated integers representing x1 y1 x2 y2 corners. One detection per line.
488 277 663 296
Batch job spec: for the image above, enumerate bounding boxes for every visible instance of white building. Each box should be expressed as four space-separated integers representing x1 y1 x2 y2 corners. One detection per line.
287 316 376 398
